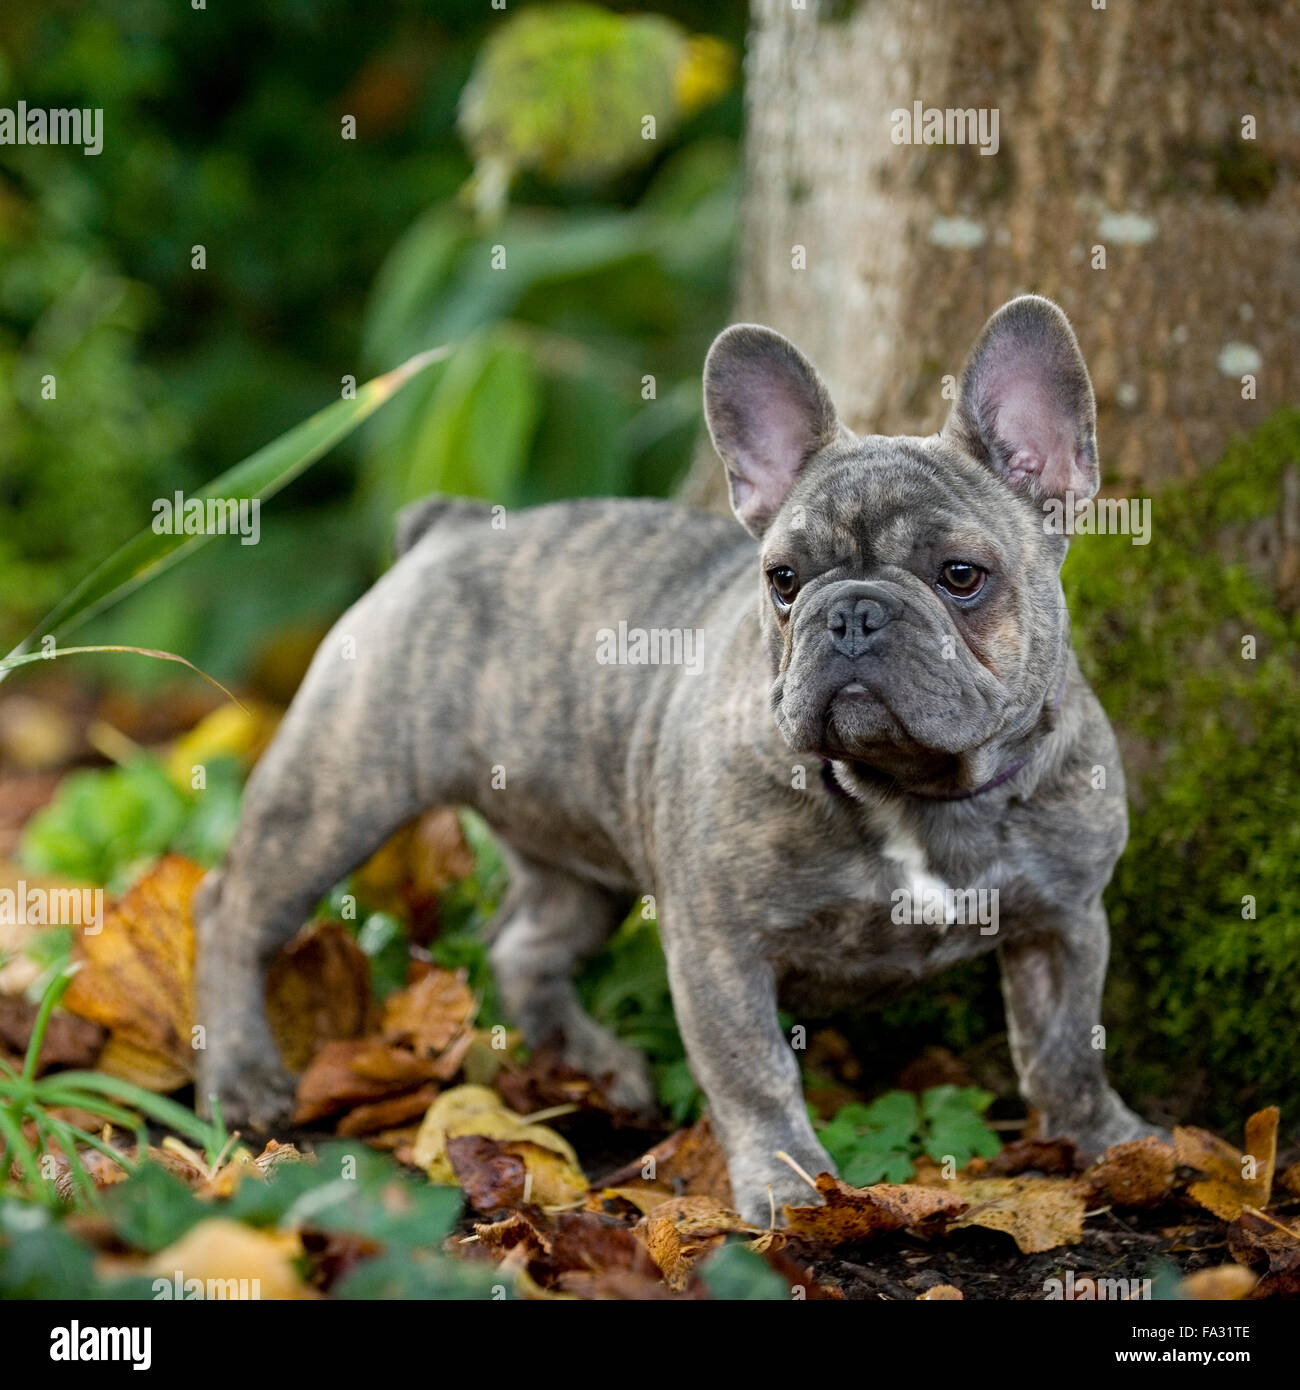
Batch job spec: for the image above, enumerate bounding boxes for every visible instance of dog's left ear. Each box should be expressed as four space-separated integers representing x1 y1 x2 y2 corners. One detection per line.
943 295 1099 502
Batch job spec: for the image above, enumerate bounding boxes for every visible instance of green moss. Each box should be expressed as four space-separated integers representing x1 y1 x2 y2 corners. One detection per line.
1212 138 1279 205
1065 408 1300 1125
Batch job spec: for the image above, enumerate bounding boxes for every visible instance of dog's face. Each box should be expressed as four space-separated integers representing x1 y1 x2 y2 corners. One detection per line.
704 296 1100 793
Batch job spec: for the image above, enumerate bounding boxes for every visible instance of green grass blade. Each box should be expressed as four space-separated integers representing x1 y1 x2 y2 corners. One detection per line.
21 965 78 1084
4 345 451 666
37 1115 100 1208
0 1104 39 1189
0 645 244 707
47 1073 215 1146
32 1087 144 1135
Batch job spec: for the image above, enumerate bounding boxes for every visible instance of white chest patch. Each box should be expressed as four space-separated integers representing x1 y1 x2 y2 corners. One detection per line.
868 798 958 929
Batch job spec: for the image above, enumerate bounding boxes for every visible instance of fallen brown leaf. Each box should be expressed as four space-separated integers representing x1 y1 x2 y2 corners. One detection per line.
985 1136 1079 1177
1085 1137 1177 1208
1244 1106 1279 1205
95 1036 191 1092
201 1139 306 1199
473 1211 552 1264
1230 1207 1300 1298
599 1113 733 1205
640 1195 752 1292
784 1175 968 1247
293 1039 437 1125
381 967 473 1058
411 1084 582 1185
584 1185 675 1217
63 855 202 1080
0 994 104 1073
266 920 375 1072
1176 1109 1277 1220
495 1040 634 1121
918 1283 964 1300
354 809 473 931
336 1083 441 1138
447 1133 587 1213
948 1177 1087 1254
52 1147 131 1201
546 1210 664 1297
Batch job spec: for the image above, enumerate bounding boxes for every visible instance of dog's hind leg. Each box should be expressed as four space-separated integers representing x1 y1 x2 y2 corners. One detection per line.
193 602 453 1129
488 849 655 1114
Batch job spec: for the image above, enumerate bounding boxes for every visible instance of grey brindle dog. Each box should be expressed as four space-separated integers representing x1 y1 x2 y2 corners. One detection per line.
196 295 1161 1224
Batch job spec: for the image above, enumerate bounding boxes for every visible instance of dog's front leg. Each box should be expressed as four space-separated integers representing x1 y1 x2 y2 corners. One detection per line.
660 915 832 1226
999 899 1161 1157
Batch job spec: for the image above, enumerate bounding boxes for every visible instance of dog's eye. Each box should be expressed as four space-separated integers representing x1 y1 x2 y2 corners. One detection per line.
937 561 986 598
768 566 800 608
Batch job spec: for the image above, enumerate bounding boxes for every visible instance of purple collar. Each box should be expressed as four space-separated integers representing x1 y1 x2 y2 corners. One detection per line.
821 670 1068 805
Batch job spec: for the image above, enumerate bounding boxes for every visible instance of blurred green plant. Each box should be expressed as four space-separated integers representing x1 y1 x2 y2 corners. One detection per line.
19 754 243 891
458 2 734 219
359 137 738 535
0 0 744 676
0 1137 492 1298
0 963 218 1210
817 1086 1001 1185
698 1239 788 1299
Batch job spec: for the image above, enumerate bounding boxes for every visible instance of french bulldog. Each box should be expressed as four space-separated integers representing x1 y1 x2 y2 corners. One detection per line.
195 295 1161 1225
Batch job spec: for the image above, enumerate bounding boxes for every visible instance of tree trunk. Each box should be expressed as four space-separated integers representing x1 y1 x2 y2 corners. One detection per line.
683 0 1298 510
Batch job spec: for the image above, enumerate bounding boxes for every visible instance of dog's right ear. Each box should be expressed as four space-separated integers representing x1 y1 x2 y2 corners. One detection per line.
703 325 841 538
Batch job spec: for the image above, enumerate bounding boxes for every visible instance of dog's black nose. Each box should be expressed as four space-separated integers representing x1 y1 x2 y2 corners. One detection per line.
827 595 894 657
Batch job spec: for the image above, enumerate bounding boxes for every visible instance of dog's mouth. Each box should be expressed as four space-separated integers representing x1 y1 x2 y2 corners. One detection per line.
813 681 959 782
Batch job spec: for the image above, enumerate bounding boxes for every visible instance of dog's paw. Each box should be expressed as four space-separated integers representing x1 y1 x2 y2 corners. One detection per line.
730 1146 835 1228
197 1050 297 1133
1063 1093 1172 1162
559 1018 658 1118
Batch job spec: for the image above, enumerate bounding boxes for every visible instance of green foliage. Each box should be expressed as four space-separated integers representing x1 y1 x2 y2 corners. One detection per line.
0 0 743 675
458 3 728 216
580 913 703 1124
103 1164 206 1254
0 1204 98 1299
333 1250 499 1300
1064 409 1300 1124
275 1143 462 1250
818 1086 1000 1185
0 1131 492 1299
4 347 448 664
698 1239 788 1300
921 1084 1004 1166
18 754 241 890
354 911 410 1002
427 810 507 1024
359 138 739 532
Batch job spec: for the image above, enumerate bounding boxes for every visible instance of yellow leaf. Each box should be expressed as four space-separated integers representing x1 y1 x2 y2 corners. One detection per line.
63 855 202 1083
146 1219 313 1300
947 1177 1087 1254
412 1083 581 1185
164 702 279 789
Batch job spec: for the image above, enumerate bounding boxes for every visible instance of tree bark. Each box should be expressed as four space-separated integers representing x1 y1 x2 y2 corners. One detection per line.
683 0 1299 510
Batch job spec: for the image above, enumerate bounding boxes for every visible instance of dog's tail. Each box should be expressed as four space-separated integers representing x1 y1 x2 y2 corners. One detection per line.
393 494 492 557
